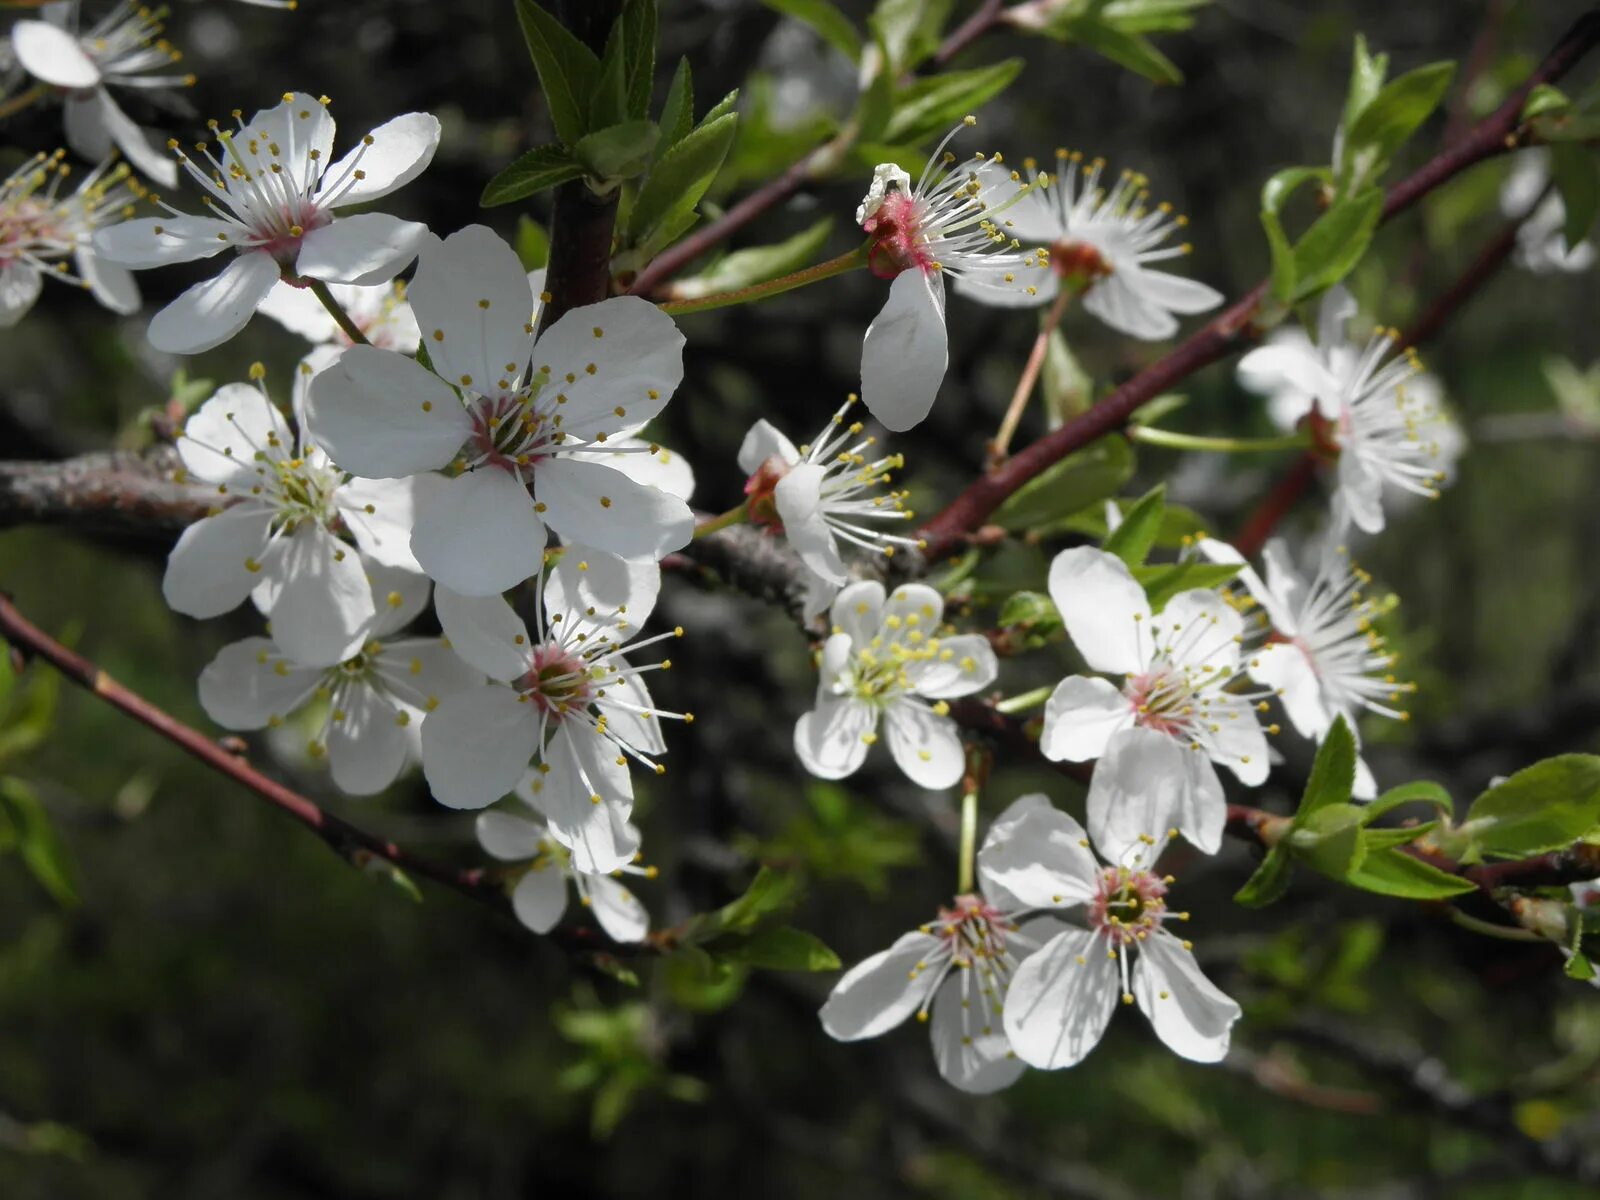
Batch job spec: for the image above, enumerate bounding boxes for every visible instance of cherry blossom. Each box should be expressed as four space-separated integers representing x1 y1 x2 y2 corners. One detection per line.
1039 547 1269 853
165 368 432 666
197 565 481 795
957 150 1222 340
476 803 651 943
420 551 686 875
1501 149 1595 275
93 91 439 353
856 117 1041 431
738 395 921 619
0 149 139 325
819 797 1066 1092
9 1 192 187
305 225 693 595
260 278 420 353
998 776 1240 1068
794 581 997 790
1237 286 1452 535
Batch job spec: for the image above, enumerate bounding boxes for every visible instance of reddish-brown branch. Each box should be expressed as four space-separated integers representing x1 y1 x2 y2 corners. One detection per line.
1231 451 1319 558
933 0 1005 68
917 8 1600 559
0 450 214 537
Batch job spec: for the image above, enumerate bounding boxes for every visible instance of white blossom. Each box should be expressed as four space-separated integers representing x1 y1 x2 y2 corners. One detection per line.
1039 547 1270 854
957 150 1222 340
259 277 420 353
420 551 686 875
197 564 481 795
1501 149 1595 275
819 796 1066 1093
0 150 139 325
166 369 432 666
93 91 439 354
1237 286 1452 535
9 1 191 187
476 804 651 943
306 225 694 595
856 118 1041 431
795 581 997 790
738 396 920 619
1198 536 1414 800
998 778 1240 1069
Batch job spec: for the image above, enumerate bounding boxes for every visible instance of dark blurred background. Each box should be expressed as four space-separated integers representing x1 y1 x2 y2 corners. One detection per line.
2 1 1599 1196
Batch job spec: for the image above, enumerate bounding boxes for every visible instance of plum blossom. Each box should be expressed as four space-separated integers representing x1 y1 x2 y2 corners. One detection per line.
306 225 693 595
165 368 431 666
421 551 686 875
998 773 1240 1069
738 395 921 619
9 2 191 188
197 564 481 795
856 117 1041 431
0 149 140 325
1198 537 1414 800
1237 286 1454 534
956 149 1222 340
820 797 1066 1093
93 91 439 354
260 278 420 354
795 581 997 790
476 804 651 943
1501 149 1595 275
1039 547 1269 854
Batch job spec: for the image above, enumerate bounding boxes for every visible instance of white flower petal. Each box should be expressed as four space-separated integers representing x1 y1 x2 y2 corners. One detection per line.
1047 547 1151 675
197 637 320 729
530 296 684 442
420 683 538 809
77 247 140 316
819 930 939 1041
535 456 692 560
336 473 432 573
90 90 177 190
63 89 113 164
1002 927 1118 1070
1084 277 1176 340
543 548 662 635
317 112 440 206
376 636 484 714
249 93 336 195
883 700 965 789
587 874 649 943
433 586 534 682
307 345 468 479
510 864 568 933
860 268 947 432
535 724 637 874
263 523 374 667
0 264 42 328
1129 269 1223 316
904 633 996 699
258 280 341 342
1158 589 1244 674
148 251 281 355
1248 642 1328 740
930 972 1026 1094
594 657 667 757
569 438 695 503
360 561 431 638
1236 342 1335 404
1041 674 1132 762
829 580 885 645
1203 694 1270 786
411 468 547 596
409 224 535 399
327 684 411 795
11 20 99 87
162 504 275 618
94 215 240 269
976 800 1100 910
1088 727 1197 863
1134 931 1240 1063
178 383 293 487
775 464 846 584
736 419 800 475
295 214 429 288
476 808 546 860
794 696 876 780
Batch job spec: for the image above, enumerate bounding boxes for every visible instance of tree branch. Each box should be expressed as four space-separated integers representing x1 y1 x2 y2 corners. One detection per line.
0 449 212 538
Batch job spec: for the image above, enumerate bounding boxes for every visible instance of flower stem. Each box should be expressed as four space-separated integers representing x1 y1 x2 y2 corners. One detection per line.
1125 426 1312 454
693 504 749 538
1449 909 1547 943
989 287 1075 467
957 786 979 895
655 247 868 317
301 277 371 346
0 84 47 122
994 685 1053 715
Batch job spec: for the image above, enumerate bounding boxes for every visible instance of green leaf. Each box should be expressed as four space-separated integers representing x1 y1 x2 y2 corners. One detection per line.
698 865 803 940
1344 847 1475 899
630 111 739 249
1340 34 1388 145
590 13 632 132
358 854 424 903
1522 83 1570 121
1361 823 1436 851
664 946 748 1012
992 436 1135 530
1066 18 1183 85
854 32 897 141
1566 950 1596 981
1298 714 1358 819
1291 186 1382 300
657 58 694 153
1341 60 1455 193
1362 779 1453 823
574 119 660 181
702 88 741 126
763 0 862 61
1041 328 1093 425
1464 755 1600 857
0 658 58 767
1235 846 1294 908
0 777 78 907
1294 804 1368 880
669 217 833 298
720 925 841 971
1550 143 1599 249
1099 0 1211 34
622 0 657 120
514 0 601 146
1101 483 1166 566
882 59 1024 145
1130 561 1240 612
515 215 551 270
997 589 1060 629
869 0 954 77
481 143 586 207
1259 166 1330 303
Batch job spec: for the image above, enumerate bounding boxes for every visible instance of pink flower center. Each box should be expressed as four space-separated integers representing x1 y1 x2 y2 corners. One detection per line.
1089 867 1168 945
1124 666 1193 738
1050 239 1113 286
516 644 594 717
862 192 936 280
743 454 790 531
254 205 332 264
930 893 1013 966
